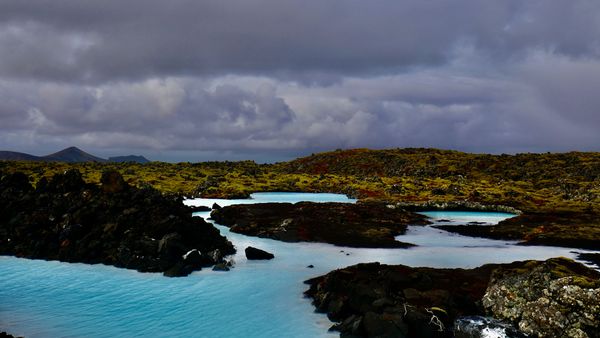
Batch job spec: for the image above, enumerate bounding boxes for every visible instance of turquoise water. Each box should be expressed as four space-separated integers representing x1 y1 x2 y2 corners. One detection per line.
1 193 596 337
419 211 517 225
248 192 358 203
188 192 357 207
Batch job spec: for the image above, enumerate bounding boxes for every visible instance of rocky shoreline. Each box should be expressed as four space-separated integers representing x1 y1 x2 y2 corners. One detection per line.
578 253 600 269
0 170 235 277
304 257 600 338
210 202 430 248
395 200 523 214
436 211 600 250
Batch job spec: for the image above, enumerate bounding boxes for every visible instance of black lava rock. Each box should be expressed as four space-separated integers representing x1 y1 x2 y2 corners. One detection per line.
245 246 274 260
189 205 211 212
0 170 235 277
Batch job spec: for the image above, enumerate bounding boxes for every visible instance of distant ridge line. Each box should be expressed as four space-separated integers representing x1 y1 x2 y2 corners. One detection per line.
0 147 149 163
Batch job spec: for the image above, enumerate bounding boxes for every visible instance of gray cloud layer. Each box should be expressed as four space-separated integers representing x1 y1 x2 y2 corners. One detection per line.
0 0 599 161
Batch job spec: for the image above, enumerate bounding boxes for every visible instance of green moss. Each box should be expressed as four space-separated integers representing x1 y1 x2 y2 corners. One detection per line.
2 149 599 214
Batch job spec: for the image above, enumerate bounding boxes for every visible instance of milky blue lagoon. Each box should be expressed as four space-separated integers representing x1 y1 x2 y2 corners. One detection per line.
1 193 596 337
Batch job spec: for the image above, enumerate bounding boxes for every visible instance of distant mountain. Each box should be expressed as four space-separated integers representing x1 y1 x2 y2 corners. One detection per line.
43 147 107 163
0 147 150 163
108 155 150 164
0 151 42 161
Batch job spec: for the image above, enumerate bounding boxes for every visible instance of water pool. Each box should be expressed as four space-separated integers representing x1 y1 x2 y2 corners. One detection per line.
1 193 595 337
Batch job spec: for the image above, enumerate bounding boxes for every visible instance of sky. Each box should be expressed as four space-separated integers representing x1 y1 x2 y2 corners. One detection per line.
0 1 599 162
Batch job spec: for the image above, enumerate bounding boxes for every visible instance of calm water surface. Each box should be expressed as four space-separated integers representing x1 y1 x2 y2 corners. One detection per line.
1 193 596 337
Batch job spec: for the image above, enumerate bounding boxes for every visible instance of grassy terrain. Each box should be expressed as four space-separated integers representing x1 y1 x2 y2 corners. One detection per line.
1 148 599 213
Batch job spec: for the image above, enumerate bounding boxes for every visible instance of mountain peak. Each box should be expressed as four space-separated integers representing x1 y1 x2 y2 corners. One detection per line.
0 147 150 163
43 147 107 163
62 146 83 152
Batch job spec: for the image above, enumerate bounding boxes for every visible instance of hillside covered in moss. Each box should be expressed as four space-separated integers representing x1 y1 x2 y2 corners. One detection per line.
2 148 599 214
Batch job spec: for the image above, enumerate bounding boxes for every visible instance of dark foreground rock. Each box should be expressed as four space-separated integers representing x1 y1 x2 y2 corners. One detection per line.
305 262 503 337
304 258 600 338
211 202 430 248
436 212 600 250
245 246 274 260
483 258 600 338
0 170 235 277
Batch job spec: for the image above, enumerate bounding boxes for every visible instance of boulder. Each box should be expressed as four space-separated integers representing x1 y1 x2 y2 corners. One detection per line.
245 246 274 260
482 258 600 338
45 169 86 193
100 170 127 193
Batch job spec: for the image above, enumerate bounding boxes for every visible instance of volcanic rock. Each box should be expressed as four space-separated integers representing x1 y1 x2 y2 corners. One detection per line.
482 258 600 338
245 246 274 260
211 202 430 248
304 258 600 338
100 170 128 193
0 170 235 277
437 212 600 250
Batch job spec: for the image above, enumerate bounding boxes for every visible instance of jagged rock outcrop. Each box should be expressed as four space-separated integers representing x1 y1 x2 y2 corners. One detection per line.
211 202 430 248
0 170 235 277
304 262 504 337
482 258 600 338
304 258 600 338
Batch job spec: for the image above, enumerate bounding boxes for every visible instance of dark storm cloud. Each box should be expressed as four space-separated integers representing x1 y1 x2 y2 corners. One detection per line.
0 0 599 83
0 0 599 160
0 78 297 151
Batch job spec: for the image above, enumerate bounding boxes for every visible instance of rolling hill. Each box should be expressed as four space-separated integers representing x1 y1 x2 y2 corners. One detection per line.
108 155 150 163
0 147 149 163
0 151 42 161
43 147 107 162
